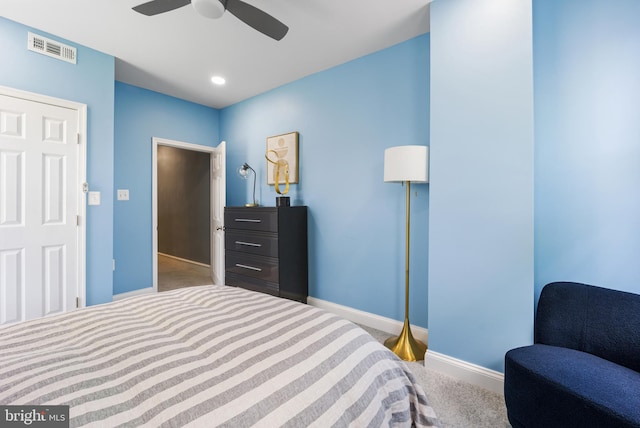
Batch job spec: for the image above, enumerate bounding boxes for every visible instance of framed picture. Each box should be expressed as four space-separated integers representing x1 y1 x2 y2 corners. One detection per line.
266 132 299 185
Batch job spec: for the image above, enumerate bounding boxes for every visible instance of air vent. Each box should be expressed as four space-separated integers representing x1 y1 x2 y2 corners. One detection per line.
27 32 77 64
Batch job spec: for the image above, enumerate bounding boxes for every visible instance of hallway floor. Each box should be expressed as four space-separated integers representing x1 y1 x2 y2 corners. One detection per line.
158 254 213 292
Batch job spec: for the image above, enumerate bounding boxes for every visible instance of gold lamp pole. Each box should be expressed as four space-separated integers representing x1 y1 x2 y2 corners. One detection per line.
383 145 429 362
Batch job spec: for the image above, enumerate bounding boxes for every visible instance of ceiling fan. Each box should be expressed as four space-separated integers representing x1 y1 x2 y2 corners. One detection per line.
132 0 289 41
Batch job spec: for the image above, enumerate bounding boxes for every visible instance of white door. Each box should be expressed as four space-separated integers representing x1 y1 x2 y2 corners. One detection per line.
0 90 83 325
210 141 225 285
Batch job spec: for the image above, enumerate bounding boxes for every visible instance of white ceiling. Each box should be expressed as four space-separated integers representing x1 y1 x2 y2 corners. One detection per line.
2 0 431 109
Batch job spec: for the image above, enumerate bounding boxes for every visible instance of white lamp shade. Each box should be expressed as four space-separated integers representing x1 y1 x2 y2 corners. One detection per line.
192 0 225 19
384 145 428 183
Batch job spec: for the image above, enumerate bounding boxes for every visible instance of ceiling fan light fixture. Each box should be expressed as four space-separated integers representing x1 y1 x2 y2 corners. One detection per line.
132 0 288 41
192 0 225 19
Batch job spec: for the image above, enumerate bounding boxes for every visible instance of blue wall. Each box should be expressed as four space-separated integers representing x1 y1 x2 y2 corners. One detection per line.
8 0 640 375
426 0 640 373
113 82 220 295
429 0 535 372
221 34 430 327
534 0 640 299
0 17 115 305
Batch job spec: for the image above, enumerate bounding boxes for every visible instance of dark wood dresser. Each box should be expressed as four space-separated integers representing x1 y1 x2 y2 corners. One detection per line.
224 206 308 303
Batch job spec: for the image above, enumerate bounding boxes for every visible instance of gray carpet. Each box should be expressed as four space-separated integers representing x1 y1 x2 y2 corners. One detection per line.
359 325 511 428
158 254 213 292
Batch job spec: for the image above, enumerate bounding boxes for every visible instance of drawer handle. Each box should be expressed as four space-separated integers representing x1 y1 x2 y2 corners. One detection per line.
235 218 261 223
236 263 262 272
236 241 262 247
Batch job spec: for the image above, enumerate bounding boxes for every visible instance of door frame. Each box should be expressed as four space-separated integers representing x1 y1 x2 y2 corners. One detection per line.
0 85 87 308
151 137 224 292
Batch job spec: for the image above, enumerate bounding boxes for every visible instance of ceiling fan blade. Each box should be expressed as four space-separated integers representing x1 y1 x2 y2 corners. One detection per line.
225 0 289 41
132 0 191 16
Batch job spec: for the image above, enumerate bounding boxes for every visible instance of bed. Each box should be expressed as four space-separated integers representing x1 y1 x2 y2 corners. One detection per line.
0 285 439 427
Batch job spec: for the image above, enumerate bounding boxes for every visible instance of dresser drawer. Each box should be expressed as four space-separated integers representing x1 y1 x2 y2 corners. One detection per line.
226 273 279 297
225 251 279 283
225 230 278 257
225 209 277 232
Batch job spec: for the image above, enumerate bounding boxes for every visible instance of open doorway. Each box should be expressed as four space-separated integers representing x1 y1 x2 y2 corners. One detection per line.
152 138 226 293
157 144 211 291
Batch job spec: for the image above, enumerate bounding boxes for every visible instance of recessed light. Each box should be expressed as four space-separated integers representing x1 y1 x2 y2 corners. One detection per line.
211 76 226 85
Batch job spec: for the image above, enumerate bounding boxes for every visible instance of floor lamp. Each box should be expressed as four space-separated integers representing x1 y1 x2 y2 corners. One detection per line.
383 145 428 361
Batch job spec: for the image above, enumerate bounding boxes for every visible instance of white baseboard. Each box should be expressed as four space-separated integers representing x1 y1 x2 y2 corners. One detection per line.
158 252 210 268
424 350 504 395
307 296 504 395
307 297 428 349
112 287 154 301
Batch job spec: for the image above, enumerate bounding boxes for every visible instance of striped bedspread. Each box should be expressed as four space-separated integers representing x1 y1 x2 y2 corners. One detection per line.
0 285 439 427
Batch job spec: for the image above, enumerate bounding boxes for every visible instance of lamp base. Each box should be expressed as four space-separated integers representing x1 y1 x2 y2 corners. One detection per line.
384 318 427 362
276 196 290 207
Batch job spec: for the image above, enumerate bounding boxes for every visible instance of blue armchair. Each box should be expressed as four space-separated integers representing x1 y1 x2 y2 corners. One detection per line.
504 281 640 428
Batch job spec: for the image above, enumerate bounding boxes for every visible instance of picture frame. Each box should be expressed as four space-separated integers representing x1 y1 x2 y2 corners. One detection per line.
266 131 299 185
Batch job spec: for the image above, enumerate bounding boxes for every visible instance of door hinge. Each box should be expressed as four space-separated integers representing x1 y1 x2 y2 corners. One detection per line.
77 133 80 144
76 297 80 308
76 215 80 226
82 182 89 193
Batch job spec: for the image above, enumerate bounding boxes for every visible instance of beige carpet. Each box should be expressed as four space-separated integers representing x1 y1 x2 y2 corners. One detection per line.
158 254 214 292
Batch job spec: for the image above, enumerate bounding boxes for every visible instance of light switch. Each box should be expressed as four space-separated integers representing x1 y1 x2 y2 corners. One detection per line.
88 191 101 206
117 189 130 201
